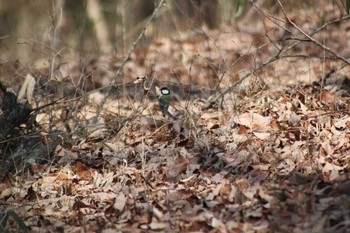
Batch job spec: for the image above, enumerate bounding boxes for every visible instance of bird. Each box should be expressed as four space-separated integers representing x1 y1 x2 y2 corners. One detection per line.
159 87 178 120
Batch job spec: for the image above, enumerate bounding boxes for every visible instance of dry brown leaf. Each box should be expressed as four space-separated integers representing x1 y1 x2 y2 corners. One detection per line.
165 190 193 202
88 128 109 139
167 161 188 178
322 162 342 182
0 183 9 194
136 214 152 225
249 169 270 183
287 111 302 126
72 200 92 211
233 112 271 131
334 116 350 129
0 187 13 199
206 120 220 130
149 220 170 230
235 178 250 190
4 6 350 232
271 119 280 131
91 192 117 202
219 183 232 200
152 207 164 220
253 132 270 140
210 217 226 231
113 192 127 212
298 99 308 114
320 91 336 108
76 162 95 180
104 142 121 153
180 174 196 183
238 125 249 134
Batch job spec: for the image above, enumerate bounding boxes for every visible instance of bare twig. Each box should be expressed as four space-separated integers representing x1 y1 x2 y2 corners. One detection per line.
173 0 230 90
201 55 278 110
276 0 350 65
201 3 350 110
93 0 165 124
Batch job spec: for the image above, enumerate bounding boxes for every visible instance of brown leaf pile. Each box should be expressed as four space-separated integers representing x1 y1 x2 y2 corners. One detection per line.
1 3 350 233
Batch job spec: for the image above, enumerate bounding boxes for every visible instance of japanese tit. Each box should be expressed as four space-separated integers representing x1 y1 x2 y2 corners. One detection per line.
159 87 178 120
159 87 171 112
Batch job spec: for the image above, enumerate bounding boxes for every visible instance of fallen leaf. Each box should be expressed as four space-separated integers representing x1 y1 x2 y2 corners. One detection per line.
322 162 342 182
165 190 193 201
233 112 271 131
253 132 270 140
168 161 188 178
149 220 170 230
113 192 127 212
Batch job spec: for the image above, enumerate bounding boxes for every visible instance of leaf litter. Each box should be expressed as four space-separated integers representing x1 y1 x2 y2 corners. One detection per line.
2 4 350 233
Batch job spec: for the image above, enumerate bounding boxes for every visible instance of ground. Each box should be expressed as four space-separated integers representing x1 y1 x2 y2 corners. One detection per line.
1 2 350 233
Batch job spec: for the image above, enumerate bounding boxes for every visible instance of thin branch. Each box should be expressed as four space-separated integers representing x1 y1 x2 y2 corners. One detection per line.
202 55 278 110
93 0 165 124
173 0 230 88
276 0 350 65
201 3 350 110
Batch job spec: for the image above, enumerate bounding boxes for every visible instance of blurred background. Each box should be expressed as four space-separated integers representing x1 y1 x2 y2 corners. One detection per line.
0 0 327 63
1 0 348 93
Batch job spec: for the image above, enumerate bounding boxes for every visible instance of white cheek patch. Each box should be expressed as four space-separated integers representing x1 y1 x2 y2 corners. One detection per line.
161 89 170 95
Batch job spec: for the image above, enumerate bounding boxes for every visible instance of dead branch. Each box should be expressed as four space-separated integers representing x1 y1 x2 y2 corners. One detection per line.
276 0 350 65
201 3 350 110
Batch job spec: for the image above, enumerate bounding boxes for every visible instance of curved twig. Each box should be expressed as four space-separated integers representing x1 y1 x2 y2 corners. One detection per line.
201 3 350 110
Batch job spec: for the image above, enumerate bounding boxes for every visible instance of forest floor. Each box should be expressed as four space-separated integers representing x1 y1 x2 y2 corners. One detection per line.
1 3 350 233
